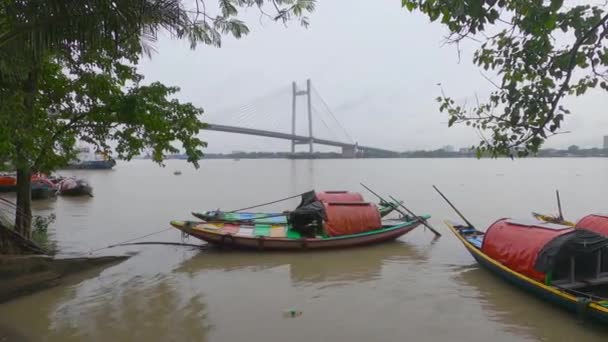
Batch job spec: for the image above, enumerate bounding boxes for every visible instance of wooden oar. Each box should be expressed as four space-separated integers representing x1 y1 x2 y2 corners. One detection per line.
388 195 441 237
556 190 564 221
360 183 439 237
432 185 476 229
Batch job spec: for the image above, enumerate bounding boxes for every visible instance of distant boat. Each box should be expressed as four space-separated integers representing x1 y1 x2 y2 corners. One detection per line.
64 159 116 170
174 170 182 175
62 146 116 170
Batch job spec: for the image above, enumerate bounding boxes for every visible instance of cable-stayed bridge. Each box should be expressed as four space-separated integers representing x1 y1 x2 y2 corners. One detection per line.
204 80 396 157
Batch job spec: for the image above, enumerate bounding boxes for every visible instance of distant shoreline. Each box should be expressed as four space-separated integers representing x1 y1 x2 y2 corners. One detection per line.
150 148 608 160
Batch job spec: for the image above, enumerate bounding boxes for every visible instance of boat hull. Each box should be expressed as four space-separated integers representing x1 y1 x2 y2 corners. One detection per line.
31 187 57 200
447 223 608 323
62 160 116 170
0 185 16 193
60 185 93 196
173 221 421 251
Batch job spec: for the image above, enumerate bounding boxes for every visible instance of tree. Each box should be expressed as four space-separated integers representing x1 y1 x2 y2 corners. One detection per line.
402 0 608 157
0 0 316 241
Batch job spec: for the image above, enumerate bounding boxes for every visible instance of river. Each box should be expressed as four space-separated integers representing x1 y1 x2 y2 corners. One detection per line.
1 158 608 341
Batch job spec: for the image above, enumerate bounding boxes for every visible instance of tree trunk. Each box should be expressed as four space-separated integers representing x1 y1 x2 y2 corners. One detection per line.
14 167 32 238
13 64 39 239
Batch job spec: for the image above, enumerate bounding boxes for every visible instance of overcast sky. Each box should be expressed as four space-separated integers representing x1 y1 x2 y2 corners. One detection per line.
138 0 608 153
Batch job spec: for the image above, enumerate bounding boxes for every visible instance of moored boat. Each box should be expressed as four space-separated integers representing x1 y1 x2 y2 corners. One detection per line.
446 218 608 323
0 173 57 197
57 178 93 197
0 175 16 192
192 191 403 222
173 190 430 251
31 177 57 200
172 216 426 251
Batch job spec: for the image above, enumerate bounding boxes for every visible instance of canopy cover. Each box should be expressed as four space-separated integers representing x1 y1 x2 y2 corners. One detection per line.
576 214 608 236
322 202 382 237
481 219 574 281
296 190 365 209
292 190 380 237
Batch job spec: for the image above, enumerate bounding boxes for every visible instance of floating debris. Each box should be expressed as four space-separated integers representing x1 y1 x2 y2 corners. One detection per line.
283 309 302 318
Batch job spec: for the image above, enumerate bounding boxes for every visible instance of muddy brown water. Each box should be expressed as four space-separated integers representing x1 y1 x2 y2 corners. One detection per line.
1 158 608 341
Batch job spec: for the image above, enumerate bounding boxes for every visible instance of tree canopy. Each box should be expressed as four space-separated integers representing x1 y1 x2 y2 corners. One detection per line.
0 0 316 238
403 0 608 157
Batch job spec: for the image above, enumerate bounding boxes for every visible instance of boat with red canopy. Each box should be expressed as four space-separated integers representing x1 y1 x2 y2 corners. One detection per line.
576 214 608 236
171 190 430 251
447 218 608 323
191 191 402 222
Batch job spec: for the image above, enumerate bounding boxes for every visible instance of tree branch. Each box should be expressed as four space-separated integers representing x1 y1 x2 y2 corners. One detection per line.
32 112 93 169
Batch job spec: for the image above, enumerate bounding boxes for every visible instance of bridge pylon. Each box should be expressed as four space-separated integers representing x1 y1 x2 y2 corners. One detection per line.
291 79 314 153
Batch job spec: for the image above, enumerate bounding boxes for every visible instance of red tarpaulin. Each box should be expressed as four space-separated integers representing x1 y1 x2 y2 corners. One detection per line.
576 214 608 236
0 176 15 186
322 202 381 237
315 191 364 203
481 219 574 281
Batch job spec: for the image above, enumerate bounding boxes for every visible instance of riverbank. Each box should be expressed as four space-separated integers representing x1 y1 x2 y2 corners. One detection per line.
0 254 129 303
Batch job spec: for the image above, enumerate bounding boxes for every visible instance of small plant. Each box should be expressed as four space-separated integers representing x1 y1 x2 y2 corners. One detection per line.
31 213 56 252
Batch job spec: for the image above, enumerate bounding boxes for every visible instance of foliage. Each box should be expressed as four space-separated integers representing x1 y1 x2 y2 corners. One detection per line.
403 0 608 157
31 213 56 251
1 0 317 169
0 0 316 55
0 0 316 237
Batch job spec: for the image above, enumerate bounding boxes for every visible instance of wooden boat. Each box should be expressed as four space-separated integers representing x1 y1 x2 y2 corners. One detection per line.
0 173 57 197
171 216 427 251
193 200 402 223
173 190 429 251
31 177 57 200
57 178 93 196
0 175 16 192
446 218 608 323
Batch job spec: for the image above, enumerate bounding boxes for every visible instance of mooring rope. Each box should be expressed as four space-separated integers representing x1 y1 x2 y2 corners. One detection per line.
88 228 175 254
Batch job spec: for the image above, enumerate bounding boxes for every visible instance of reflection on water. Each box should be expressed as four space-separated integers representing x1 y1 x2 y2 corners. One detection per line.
2 159 608 341
48 276 209 341
455 266 608 341
176 240 428 288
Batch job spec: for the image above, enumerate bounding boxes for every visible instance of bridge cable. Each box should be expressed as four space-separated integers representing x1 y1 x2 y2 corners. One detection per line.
311 104 342 142
206 85 291 127
311 86 355 144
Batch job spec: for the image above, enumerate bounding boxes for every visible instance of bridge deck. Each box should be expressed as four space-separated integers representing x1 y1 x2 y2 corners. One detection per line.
204 124 395 154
